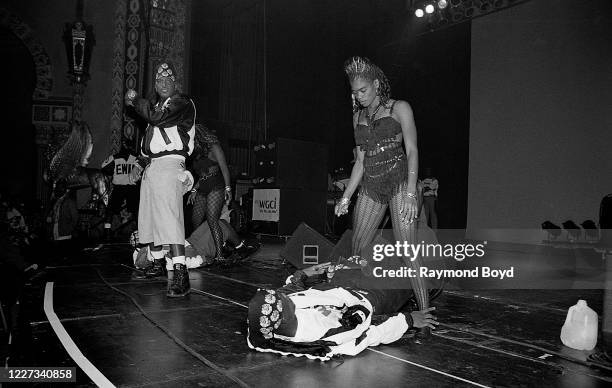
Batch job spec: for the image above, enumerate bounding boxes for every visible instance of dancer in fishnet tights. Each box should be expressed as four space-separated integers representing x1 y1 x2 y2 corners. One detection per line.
336 56 429 316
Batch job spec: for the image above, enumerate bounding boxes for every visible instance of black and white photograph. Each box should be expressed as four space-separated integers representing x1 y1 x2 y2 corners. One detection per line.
1 0 612 386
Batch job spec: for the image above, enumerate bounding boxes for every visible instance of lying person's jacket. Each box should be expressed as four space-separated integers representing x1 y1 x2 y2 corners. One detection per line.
246 271 412 361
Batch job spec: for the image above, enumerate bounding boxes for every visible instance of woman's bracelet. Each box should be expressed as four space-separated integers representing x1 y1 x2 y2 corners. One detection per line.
407 192 417 199
340 197 350 206
225 186 232 192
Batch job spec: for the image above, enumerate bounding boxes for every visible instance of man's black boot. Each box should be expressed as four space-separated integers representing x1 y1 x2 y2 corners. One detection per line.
167 263 190 297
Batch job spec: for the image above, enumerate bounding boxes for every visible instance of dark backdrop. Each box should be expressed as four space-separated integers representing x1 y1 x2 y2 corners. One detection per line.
0 27 36 202
190 0 471 228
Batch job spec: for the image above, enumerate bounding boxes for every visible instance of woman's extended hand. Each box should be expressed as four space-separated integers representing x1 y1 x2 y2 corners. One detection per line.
400 194 418 224
410 307 438 329
187 190 198 205
335 197 350 216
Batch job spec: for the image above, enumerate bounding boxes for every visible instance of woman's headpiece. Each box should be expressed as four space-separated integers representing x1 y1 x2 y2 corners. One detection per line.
343 56 392 110
344 56 377 82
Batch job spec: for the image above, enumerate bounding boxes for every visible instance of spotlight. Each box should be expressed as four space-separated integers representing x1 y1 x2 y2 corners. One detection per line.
415 8 425 17
542 221 562 240
425 4 435 13
438 0 448 8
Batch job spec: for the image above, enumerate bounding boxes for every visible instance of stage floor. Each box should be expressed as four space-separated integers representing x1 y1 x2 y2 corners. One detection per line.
9 241 612 387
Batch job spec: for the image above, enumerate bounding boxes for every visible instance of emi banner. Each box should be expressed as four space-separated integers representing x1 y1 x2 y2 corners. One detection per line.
252 188 280 222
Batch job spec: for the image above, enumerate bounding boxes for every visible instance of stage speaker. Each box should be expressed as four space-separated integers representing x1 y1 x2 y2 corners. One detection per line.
280 222 335 269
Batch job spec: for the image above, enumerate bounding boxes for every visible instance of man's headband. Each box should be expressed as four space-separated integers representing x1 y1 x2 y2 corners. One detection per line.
248 289 284 339
155 62 176 82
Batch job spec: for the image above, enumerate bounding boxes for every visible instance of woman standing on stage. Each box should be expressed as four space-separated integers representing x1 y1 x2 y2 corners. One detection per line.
335 56 429 313
187 124 232 265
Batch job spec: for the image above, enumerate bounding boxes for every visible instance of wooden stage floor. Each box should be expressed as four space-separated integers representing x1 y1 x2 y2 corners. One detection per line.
8 241 612 387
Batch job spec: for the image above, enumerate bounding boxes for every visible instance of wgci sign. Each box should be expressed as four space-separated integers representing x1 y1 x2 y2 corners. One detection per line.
252 189 280 222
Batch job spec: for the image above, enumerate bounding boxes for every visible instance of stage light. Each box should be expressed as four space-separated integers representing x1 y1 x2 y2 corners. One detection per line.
415 8 425 17
438 0 448 9
425 4 435 13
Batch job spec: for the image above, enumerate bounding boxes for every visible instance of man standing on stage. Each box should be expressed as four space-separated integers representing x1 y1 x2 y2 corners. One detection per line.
125 61 196 298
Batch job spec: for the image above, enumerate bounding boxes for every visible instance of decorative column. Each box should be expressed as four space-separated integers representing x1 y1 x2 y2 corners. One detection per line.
148 0 188 92
110 0 188 153
62 0 95 121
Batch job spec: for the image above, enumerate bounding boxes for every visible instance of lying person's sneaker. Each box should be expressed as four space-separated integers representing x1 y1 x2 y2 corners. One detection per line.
234 240 260 259
185 255 203 269
167 263 190 297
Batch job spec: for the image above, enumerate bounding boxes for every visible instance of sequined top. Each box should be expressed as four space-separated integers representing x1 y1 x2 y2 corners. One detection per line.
353 102 410 203
354 116 402 152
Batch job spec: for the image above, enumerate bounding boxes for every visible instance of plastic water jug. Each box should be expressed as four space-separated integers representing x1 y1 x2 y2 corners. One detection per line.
560 300 598 350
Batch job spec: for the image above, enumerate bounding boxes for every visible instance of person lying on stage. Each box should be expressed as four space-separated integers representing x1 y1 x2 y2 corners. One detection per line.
132 204 259 270
184 203 260 267
187 124 233 265
246 257 438 361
